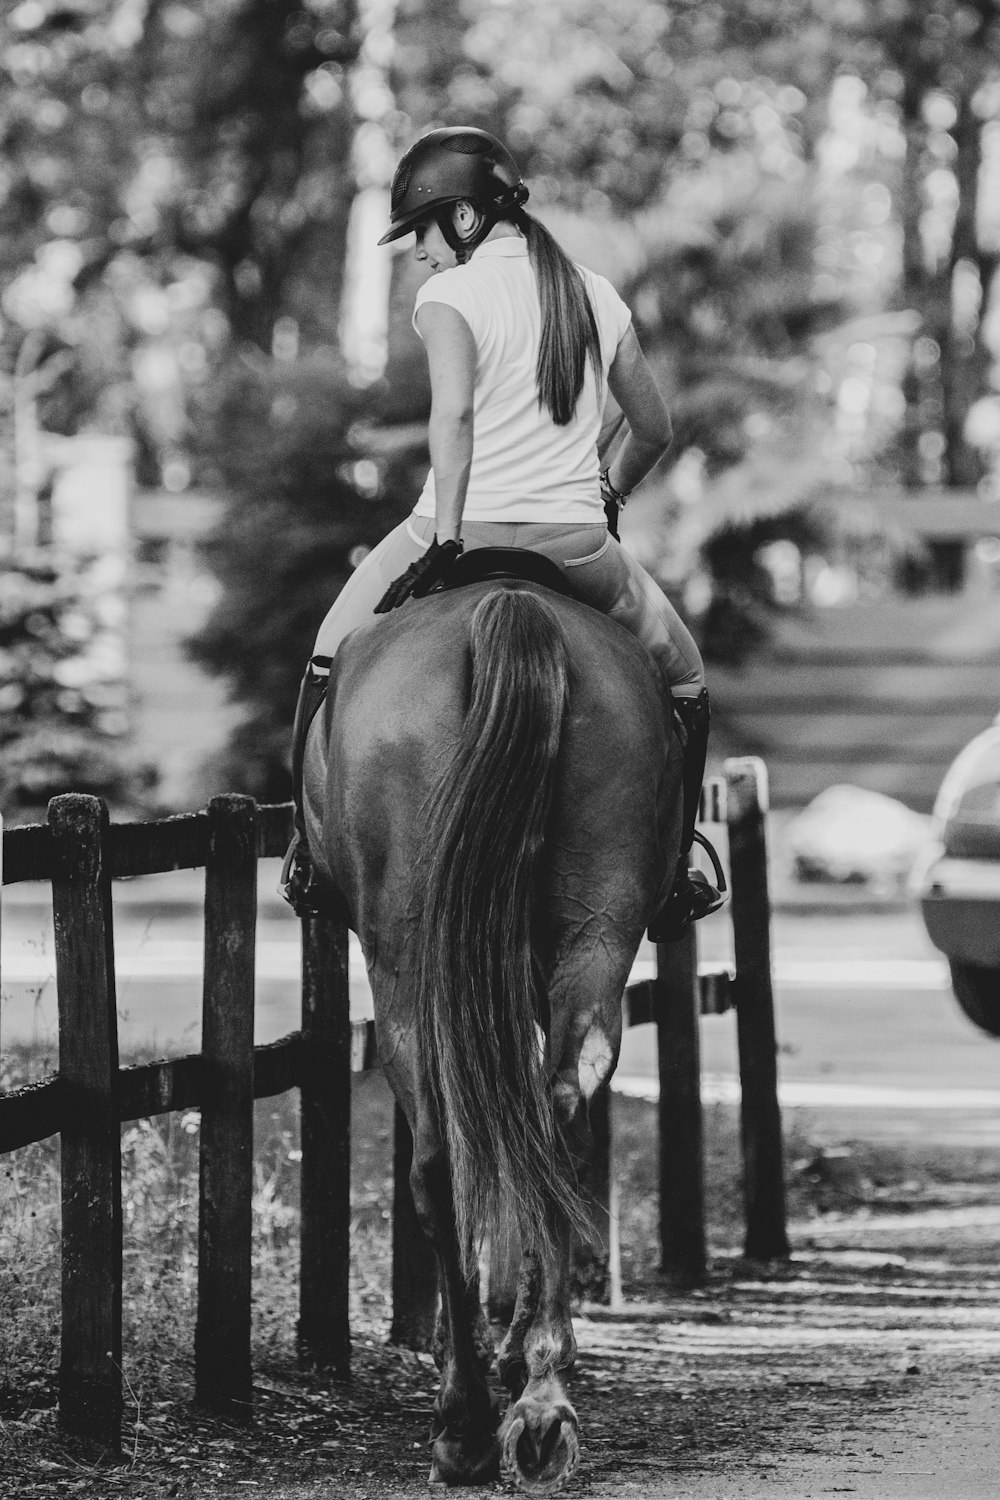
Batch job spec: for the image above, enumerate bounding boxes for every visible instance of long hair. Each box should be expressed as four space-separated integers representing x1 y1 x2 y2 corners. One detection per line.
515 211 604 427
414 587 586 1270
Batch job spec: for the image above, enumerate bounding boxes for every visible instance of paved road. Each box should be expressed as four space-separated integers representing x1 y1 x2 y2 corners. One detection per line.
2 867 996 1141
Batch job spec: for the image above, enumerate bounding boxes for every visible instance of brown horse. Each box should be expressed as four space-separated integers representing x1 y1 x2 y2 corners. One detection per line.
303 575 681 1491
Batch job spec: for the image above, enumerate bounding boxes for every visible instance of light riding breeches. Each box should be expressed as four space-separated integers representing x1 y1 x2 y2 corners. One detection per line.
312 514 705 697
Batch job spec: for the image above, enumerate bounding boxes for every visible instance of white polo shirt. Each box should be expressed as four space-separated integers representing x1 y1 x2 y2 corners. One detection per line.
411 237 632 526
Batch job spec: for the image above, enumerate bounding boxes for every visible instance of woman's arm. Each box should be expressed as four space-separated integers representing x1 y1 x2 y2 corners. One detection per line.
605 325 673 496
414 300 477 542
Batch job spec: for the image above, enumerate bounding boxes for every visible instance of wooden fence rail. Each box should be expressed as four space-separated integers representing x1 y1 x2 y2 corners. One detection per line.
0 759 786 1453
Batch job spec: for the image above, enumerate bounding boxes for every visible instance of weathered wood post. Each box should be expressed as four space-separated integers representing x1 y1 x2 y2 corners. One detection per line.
0 808 4 1057
298 912 352 1375
655 926 707 1285
725 757 789 1261
49 794 123 1452
196 794 257 1415
390 1105 439 1349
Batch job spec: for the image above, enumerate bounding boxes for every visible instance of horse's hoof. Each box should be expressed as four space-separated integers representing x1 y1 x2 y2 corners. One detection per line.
428 1431 501 1487
501 1407 580 1494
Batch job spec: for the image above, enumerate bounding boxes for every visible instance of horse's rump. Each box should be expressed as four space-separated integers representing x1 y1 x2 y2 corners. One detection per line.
305 579 680 1258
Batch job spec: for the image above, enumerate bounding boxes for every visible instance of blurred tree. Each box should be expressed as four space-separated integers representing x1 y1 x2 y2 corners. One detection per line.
375 0 860 661
0 0 360 457
187 354 409 799
0 0 378 802
160 0 359 351
0 549 156 822
614 178 849 660
837 1 1000 494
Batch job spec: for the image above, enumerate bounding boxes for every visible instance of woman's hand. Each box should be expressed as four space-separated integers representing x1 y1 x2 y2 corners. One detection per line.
374 537 464 613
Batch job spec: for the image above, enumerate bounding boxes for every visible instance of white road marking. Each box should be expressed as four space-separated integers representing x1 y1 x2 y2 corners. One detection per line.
613 1073 1000 1111
0 943 953 991
627 956 951 990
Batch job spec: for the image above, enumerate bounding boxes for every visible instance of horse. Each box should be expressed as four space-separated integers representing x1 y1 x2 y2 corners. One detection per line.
302 569 682 1491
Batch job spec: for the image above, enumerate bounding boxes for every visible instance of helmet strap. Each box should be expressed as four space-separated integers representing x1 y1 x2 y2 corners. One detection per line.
436 204 489 264
435 183 529 264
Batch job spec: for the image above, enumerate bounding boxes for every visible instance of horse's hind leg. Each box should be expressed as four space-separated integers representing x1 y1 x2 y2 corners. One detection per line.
408 1108 500 1486
498 1070 595 1495
499 1224 581 1494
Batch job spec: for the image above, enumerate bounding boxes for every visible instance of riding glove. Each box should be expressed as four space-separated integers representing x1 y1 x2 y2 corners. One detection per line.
374 536 464 613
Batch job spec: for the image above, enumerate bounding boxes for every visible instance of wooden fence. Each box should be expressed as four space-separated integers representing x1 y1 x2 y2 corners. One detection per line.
0 756 786 1454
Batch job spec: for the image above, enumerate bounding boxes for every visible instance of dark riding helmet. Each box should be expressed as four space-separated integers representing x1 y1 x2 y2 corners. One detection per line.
377 127 529 258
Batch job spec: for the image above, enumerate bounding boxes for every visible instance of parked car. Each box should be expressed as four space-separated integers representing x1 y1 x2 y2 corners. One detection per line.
914 714 1000 1036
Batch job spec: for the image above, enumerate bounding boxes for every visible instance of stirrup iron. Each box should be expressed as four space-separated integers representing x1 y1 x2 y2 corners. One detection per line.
692 829 728 898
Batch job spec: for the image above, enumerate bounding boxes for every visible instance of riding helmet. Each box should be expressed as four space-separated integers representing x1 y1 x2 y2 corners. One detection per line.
378 127 529 252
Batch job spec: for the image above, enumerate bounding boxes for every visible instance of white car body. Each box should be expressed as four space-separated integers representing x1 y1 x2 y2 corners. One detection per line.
914 715 1000 1028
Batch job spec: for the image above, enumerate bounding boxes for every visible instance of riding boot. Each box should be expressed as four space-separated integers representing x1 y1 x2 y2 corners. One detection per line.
647 686 728 944
278 658 332 916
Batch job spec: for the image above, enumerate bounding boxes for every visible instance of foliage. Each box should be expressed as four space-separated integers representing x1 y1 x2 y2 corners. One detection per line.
0 0 360 460
5 0 1000 790
392 0 844 211
576 174 849 661
187 354 409 799
827 1 1000 488
0 0 367 795
388 0 1000 503
0 548 156 818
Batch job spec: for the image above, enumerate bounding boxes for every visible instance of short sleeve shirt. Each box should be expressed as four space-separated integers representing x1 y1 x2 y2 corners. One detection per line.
411 237 631 525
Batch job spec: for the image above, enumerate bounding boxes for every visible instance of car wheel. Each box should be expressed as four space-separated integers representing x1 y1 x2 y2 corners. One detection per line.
949 962 1000 1037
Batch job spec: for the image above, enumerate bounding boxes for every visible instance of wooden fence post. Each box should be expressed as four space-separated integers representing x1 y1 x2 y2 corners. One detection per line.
725 758 790 1261
655 928 707 1285
196 795 257 1415
0 808 4 1057
390 1105 438 1350
298 913 351 1375
49 794 122 1452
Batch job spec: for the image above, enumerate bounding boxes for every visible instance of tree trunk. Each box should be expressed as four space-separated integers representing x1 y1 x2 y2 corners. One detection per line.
940 39 989 489
184 0 359 353
895 49 928 490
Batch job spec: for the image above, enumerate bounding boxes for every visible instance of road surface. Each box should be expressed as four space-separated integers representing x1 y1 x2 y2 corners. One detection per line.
2 866 995 1144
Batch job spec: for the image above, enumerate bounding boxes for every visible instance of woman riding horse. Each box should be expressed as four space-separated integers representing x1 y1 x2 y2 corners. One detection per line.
281 126 725 940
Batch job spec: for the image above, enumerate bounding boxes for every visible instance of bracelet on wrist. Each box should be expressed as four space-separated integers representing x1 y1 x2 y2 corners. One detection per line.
599 468 630 506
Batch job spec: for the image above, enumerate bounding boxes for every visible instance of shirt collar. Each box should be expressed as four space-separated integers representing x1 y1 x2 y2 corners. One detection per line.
471 236 529 261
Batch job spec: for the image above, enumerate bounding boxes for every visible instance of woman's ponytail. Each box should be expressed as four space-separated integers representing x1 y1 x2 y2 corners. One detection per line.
516 212 603 427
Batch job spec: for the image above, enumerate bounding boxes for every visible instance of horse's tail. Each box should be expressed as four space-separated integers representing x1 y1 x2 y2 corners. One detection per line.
415 587 585 1267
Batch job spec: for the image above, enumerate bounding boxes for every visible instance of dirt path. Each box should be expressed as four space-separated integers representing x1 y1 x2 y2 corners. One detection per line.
7 1191 999 1500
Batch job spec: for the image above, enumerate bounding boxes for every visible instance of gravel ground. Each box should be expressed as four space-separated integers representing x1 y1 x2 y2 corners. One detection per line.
5 1186 999 1500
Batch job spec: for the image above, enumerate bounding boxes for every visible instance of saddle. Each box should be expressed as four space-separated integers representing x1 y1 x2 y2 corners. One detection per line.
430 546 582 602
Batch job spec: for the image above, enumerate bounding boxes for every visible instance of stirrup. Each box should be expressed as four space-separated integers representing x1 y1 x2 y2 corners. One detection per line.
647 831 728 945
279 835 335 919
692 829 728 897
